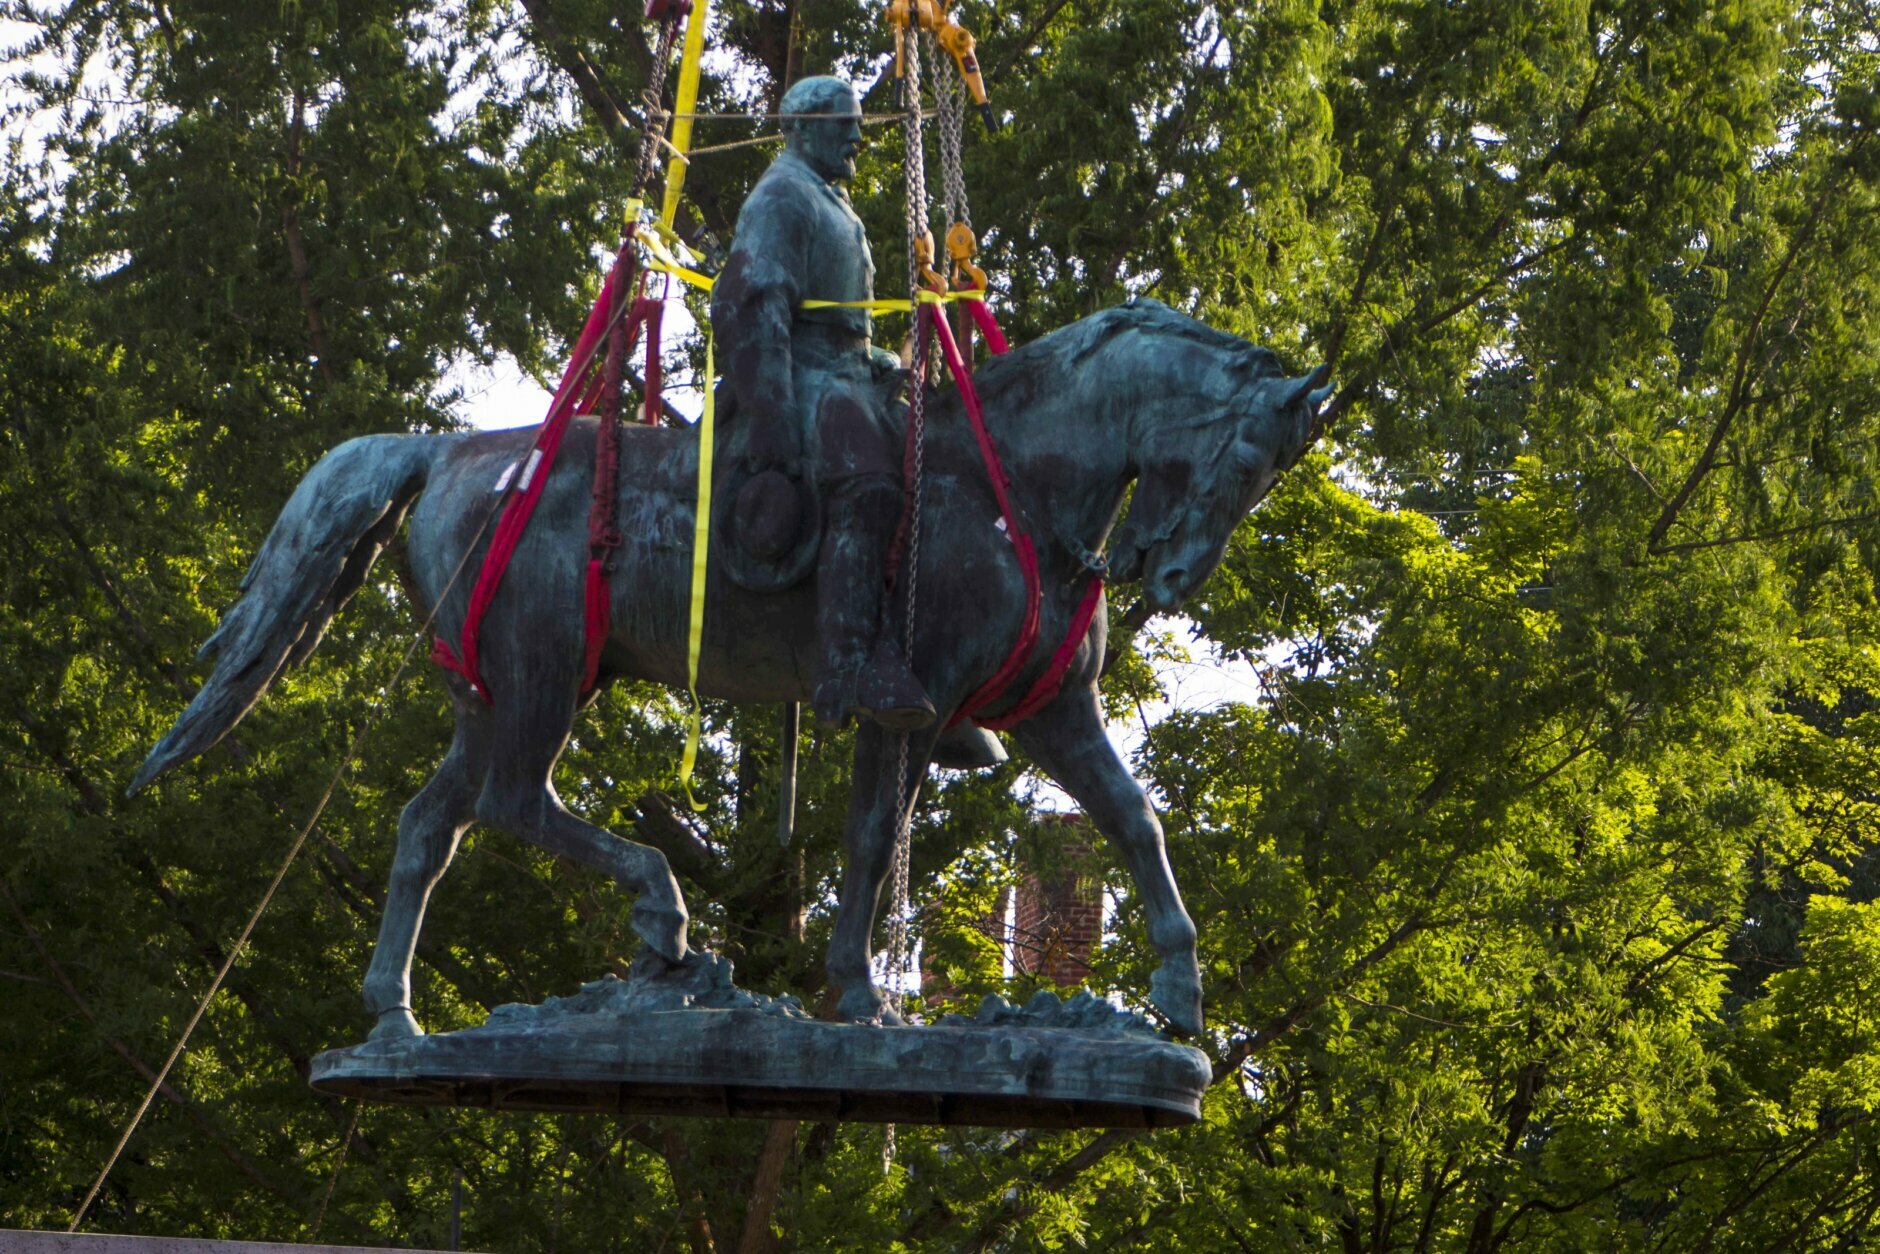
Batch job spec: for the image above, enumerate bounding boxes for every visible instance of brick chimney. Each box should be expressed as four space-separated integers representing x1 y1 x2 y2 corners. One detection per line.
1011 814 1103 988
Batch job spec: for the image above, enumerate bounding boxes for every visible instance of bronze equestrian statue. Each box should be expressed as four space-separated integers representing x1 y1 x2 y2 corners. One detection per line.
130 75 1332 1040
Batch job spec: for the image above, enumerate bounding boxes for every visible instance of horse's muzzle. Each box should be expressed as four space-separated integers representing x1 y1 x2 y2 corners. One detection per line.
1146 563 1191 615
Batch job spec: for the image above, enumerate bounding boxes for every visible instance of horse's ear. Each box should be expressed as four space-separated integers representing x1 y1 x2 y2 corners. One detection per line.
1307 367 1334 412
1284 364 1331 406
1285 364 1331 404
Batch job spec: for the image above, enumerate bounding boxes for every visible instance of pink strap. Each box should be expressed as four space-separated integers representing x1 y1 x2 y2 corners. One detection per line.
435 239 640 701
578 294 667 693
927 293 1098 731
640 297 665 425
581 558 610 690
928 305 1042 728
974 577 1104 730
963 293 1009 355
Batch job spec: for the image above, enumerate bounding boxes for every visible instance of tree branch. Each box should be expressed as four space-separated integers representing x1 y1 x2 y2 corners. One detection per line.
516 0 642 148
964 1130 1140 1253
631 790 720 887
0 880 302 1211
1649 511 1880 557
989 0 1081 80
1646 131 1870 552
733 1120 796 1254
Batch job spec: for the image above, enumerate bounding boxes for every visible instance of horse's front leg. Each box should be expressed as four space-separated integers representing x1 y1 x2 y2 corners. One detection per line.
826 722 941 1023
1011 684 1203 1036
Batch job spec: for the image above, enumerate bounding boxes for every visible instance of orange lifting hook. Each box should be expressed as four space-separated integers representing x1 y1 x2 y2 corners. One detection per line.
934 14 997 132
946 221 986 291
913 229 949 293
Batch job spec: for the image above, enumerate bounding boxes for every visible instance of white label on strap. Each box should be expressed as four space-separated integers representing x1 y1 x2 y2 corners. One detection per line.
515 449 545 493
493 460 520 493
994 517 1008 534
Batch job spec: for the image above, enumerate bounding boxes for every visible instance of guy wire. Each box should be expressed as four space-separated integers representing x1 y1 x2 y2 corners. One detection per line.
67 470 512 1233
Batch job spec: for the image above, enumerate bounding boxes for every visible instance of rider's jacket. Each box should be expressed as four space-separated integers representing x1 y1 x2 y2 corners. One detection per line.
710 149 902 483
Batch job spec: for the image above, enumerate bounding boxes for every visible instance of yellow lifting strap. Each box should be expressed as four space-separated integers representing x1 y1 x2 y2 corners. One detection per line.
677 331 715 809
639 227 985 312
652 0 714 809
659 0 711 233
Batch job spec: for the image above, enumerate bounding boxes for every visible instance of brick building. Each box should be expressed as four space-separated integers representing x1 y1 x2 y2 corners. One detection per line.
1009 815 1103 986
922 813 1105 999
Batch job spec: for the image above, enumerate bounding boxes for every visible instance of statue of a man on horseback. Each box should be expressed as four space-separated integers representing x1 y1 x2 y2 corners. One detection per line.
710 75 935 733
131 75 1336 1050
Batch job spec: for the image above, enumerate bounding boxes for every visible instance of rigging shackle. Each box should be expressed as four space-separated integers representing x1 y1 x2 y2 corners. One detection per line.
913 229 948 294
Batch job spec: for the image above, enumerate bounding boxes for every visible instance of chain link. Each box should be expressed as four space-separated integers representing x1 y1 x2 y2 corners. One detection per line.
630 20 683 201
933 35 970 232
883 26 933 1176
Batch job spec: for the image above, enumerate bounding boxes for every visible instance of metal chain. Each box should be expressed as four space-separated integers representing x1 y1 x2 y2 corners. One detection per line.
630 19 683 201
933 35 970 232
884 24 931 1177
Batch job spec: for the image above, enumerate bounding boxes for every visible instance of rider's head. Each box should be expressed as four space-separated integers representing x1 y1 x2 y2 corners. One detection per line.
781 77 864 183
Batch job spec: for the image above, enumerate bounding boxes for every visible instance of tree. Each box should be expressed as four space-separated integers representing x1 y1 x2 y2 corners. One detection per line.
3 0 1877 1247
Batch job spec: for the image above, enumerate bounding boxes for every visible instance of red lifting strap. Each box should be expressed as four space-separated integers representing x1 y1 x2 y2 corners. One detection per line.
583 295 664 689
918 302 1103 731
434 237 665 702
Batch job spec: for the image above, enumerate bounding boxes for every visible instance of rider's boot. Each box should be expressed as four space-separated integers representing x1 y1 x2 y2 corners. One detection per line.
812 478 935 731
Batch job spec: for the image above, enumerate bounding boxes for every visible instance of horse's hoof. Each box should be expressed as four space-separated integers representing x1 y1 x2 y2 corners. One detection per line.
1150 964 1204 1038
836 984 905 1026
629 901 690 965
368 1007 422 1042
628 944 697 982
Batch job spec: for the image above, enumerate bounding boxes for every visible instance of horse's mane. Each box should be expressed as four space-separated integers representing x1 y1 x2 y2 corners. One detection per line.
950 298 1286 419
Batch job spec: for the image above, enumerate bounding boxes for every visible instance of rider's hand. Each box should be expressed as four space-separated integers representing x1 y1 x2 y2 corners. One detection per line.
869 346 905 381
743 410 801 475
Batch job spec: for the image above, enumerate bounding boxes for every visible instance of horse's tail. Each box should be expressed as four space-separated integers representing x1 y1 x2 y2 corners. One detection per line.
129 433 445 795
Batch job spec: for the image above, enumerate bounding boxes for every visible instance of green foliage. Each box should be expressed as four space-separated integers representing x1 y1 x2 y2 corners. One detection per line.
4 0 1879 1247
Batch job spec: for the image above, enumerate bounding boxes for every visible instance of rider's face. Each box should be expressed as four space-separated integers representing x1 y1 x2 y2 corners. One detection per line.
793 105 864 183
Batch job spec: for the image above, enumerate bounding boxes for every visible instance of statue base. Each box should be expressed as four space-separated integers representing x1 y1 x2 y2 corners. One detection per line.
310 956 1210 1129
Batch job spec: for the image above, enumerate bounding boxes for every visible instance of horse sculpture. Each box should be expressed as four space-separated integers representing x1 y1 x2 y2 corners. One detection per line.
131 298 1329 1041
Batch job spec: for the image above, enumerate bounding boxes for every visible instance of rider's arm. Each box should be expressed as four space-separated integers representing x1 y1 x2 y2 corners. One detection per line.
710 194 812 472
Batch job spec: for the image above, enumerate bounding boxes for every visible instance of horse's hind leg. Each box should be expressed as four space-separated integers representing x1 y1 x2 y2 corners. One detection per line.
474 689 690 965
362 701 493 1041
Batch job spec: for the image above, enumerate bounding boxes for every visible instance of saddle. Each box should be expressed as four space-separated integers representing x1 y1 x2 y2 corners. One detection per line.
712 371 906 594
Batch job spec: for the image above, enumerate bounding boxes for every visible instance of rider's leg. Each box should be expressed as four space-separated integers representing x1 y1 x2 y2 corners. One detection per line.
811 391 934 730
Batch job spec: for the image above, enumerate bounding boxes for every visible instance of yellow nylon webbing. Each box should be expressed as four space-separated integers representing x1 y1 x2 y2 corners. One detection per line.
649 11 715 808
677 330 715 811
659 0 711 231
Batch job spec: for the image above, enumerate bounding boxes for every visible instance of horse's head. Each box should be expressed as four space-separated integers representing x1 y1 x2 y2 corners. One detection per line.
1108 334 1331 615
